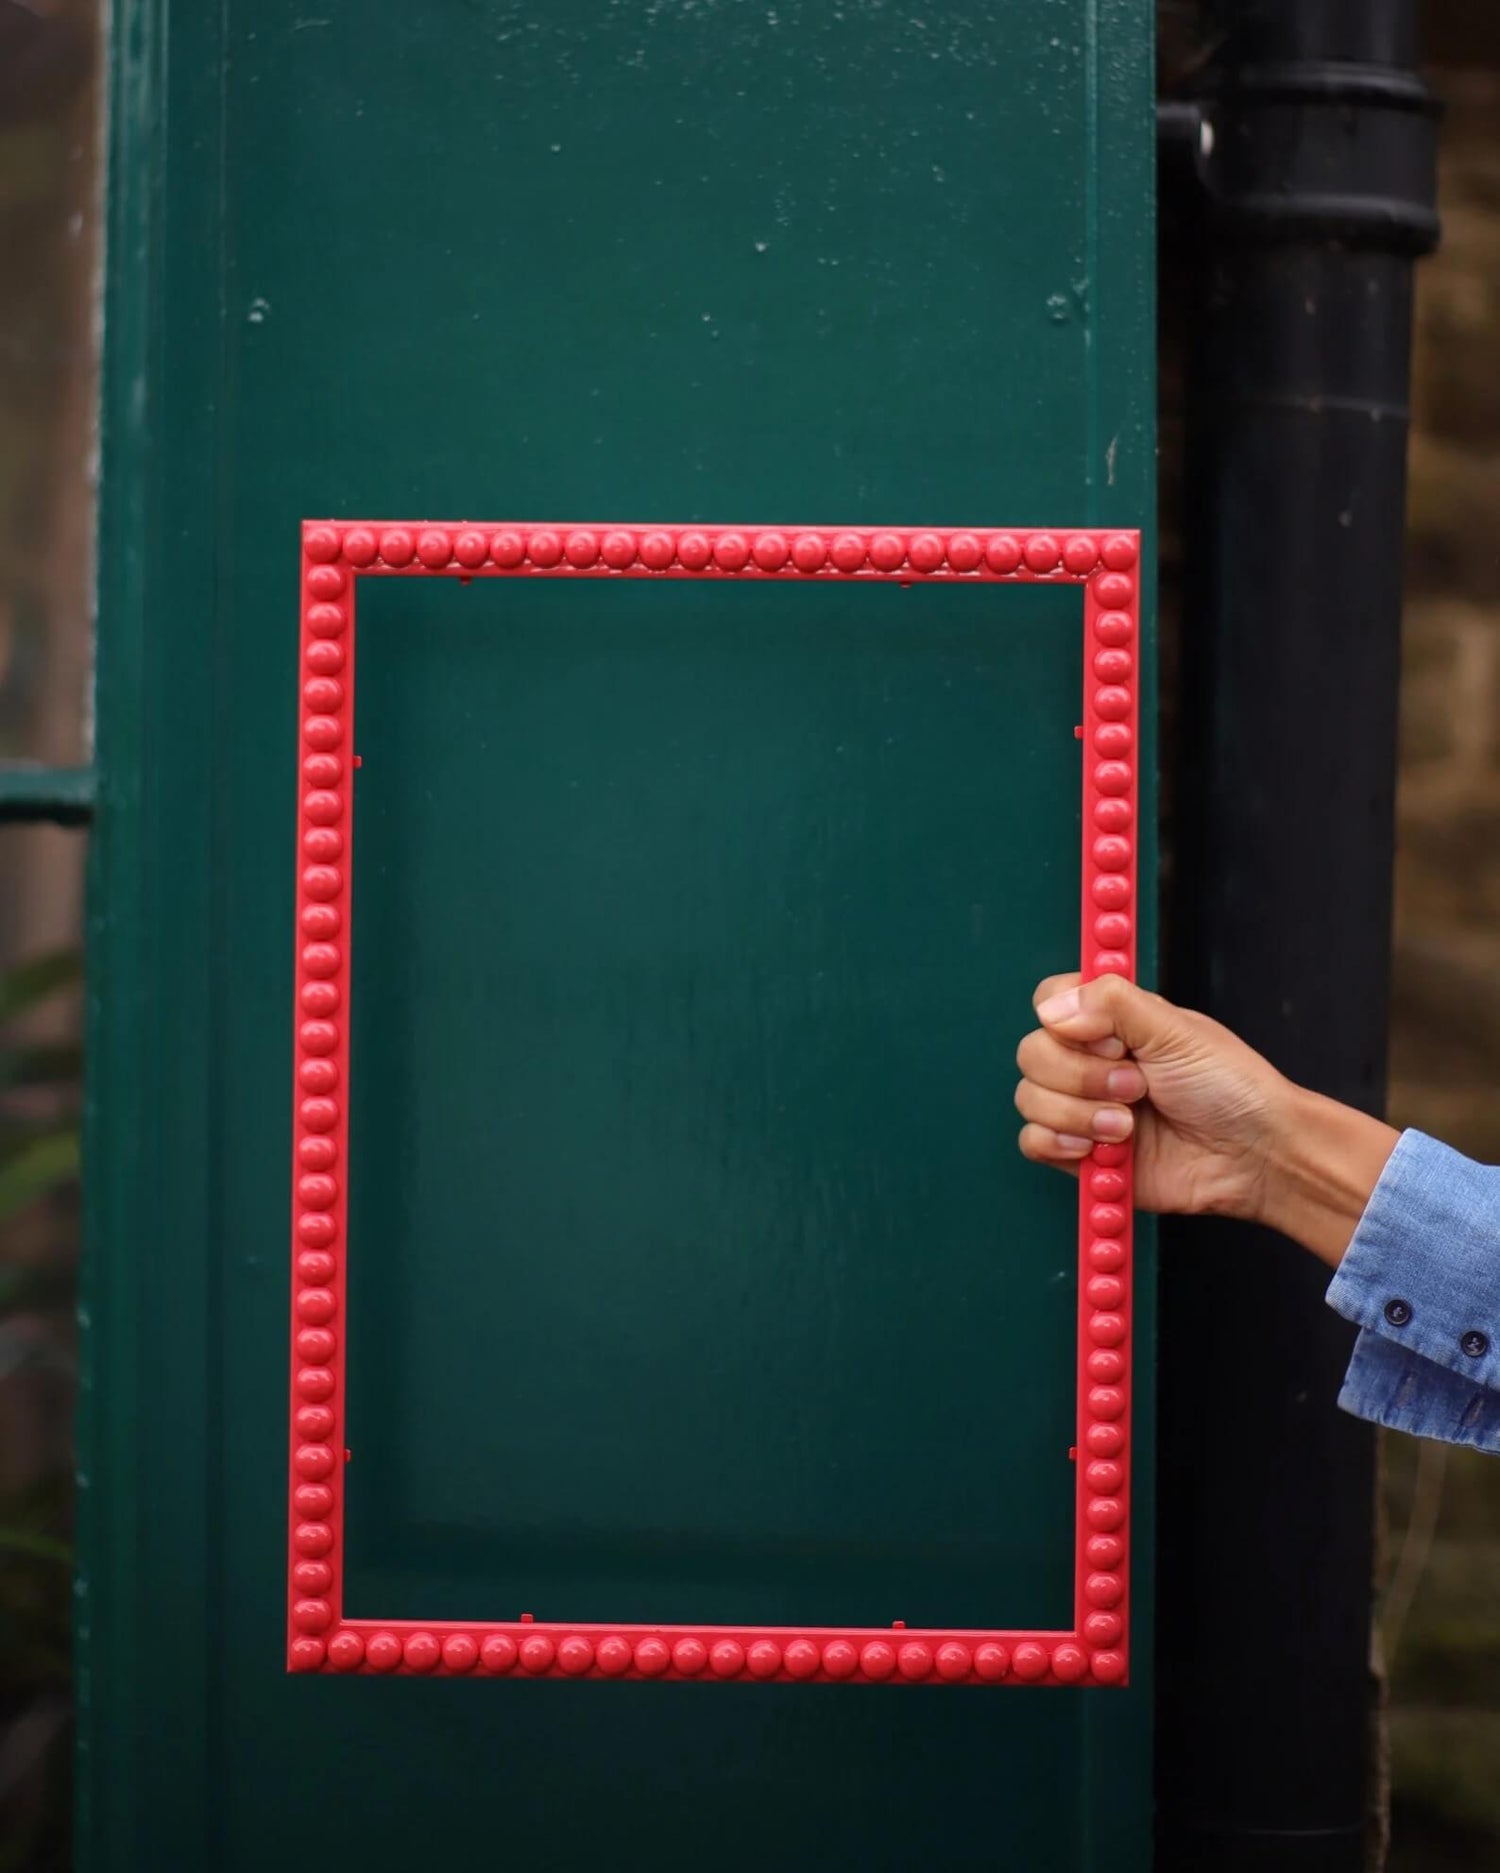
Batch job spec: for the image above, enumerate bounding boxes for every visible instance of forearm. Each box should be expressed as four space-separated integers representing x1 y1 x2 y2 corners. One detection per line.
1254 1083 1401 1269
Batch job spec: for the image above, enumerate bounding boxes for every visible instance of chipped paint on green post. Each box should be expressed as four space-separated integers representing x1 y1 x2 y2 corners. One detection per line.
81 4 1156 1868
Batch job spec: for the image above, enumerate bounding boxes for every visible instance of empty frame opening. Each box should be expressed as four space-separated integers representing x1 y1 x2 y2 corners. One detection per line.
341 570 1081 1630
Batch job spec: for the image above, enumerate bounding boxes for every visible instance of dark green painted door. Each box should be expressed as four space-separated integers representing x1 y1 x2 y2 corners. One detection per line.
82 3 1155 1868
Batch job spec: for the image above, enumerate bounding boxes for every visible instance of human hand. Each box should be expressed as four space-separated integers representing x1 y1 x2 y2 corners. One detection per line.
1014 972 1284 1220
1013 973 1399 1264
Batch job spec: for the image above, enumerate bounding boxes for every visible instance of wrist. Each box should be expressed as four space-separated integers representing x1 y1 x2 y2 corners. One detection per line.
1253 1081 1400 1268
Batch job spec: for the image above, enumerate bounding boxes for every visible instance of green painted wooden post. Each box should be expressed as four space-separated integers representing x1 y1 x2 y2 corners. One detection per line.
81 3 1156 1867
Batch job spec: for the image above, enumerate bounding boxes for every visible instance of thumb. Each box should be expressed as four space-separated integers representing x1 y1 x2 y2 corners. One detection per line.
1035 974 1180 1059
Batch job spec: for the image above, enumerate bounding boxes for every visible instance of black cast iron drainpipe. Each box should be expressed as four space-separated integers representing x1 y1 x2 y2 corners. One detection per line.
1155 3 1438 1870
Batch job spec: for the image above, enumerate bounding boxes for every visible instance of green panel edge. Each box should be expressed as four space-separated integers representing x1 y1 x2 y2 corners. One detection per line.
79 0 221 1863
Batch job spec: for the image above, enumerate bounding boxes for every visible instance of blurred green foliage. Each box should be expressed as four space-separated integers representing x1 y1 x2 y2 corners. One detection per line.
0 950 82 1873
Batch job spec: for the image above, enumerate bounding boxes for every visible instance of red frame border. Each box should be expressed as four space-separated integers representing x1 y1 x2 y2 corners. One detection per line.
288 520 1140 1685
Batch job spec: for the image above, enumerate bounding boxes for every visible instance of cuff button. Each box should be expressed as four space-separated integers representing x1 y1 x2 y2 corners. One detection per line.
1384 1298 1413 1328
1461 1330 1489 1359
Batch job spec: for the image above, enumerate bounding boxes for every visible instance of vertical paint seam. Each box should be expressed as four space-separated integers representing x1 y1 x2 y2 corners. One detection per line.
1084 0 1101 525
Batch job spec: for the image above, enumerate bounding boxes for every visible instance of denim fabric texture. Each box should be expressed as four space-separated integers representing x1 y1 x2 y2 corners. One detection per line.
1326 1129 1500 1452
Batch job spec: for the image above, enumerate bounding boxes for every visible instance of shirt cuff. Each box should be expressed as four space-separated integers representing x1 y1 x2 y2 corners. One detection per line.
1326 1129 1500 1391
1337 1328 1500 1452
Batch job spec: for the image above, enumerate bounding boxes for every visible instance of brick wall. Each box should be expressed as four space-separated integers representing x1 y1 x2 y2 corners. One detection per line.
1391 72 1500 1162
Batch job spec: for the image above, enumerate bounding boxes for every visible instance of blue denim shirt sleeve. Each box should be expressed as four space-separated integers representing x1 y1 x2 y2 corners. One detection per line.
1325 1130 1500 1452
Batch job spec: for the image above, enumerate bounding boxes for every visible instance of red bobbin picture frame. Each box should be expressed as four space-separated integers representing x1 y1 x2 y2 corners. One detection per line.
288 519 1141 1685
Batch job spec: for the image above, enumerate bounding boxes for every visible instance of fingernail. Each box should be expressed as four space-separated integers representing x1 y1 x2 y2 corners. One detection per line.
1092 1108 1133 1141
1056 1133 1094 1153
1106 1065 1146 1100
1037 988 1081 1023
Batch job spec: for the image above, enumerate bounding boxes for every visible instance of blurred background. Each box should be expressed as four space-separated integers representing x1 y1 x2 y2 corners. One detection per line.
1379 34 1500 1872
1 1 95 1867
2 1 1499 1868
